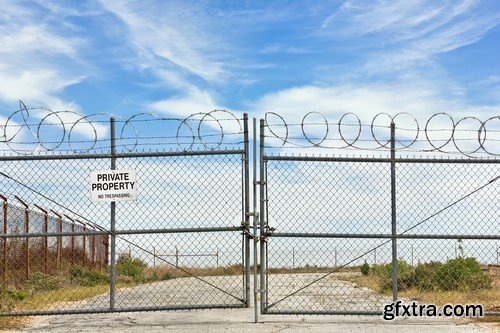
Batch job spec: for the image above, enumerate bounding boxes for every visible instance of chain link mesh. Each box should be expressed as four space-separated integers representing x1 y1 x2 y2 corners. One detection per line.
0 151 247 315
263 158 499 314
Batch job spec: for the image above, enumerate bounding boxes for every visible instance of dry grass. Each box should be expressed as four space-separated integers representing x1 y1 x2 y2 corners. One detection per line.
143 263 244 280
0 284 109 331
340 268 499 324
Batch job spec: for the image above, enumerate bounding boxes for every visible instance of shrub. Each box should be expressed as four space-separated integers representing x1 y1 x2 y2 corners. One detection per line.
69 267 109 286
377 260 415 291
162 271 174 281
0 289 29 312
371 264 385 276
116 257 147 281
360 261 370 276
413 261 441 291
27 272 61 292
433 257 492 291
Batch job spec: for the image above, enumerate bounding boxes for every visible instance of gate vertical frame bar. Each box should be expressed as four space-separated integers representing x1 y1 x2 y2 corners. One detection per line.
253 118 259 322
243 113 251 307
390 122 398 301
259 119 267 313
109 117 117 310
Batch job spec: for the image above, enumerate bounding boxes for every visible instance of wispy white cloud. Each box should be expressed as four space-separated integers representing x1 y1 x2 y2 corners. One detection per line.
0 1 87 111
149 88 222 117
99 0 227 85
321 0 500 72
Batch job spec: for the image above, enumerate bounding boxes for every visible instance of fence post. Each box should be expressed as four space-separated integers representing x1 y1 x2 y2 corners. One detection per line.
243 113 251 307
175 246 179 267
104 234 109 268
390 122 398 302
259 119 267 313
90 233 95 270
82 224 87 267
34 205 49 274
152 247 156 267
64 215 76 267
15 196 29 281
0 194 7 288
51 210 63 272
252 117 259 323
334 248 337 268
109 117 117 311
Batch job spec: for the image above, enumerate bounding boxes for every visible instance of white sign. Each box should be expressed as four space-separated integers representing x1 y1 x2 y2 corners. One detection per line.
90 169 137 202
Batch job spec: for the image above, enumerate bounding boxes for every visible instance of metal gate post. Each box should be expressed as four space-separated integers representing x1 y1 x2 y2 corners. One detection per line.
253 118 259 322
243 113 251 307
259 119 267 313
390 122 398 301
109 117 117 310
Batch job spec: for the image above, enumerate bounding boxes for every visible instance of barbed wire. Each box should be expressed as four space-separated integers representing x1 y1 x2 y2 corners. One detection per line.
0 101 244 155
264 111 500 157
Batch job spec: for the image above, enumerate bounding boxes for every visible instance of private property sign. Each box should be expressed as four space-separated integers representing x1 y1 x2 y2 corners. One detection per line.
90 170 137 202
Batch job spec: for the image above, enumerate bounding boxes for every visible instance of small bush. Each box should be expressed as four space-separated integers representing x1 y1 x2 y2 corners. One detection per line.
27 272 61 292
0 289 28 312
69 267 109 286
377 260 415 291
162 271 174 281
375 258 492 292
360 262 370 276
433 257 492 291
413 261 441 291
116 257 147 281
370 264 385 276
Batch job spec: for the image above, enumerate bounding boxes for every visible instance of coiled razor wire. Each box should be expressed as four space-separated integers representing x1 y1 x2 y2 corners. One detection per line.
0 101 243 155
2 101 499 156
264 111 500 157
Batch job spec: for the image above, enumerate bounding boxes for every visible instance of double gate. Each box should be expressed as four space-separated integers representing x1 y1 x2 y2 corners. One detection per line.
0 106 499 320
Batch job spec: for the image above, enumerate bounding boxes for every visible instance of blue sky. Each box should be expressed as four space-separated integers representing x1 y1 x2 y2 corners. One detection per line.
0 0 499 122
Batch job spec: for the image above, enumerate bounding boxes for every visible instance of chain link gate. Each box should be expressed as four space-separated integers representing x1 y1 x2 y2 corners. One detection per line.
0 106 251 316
257 113 500 317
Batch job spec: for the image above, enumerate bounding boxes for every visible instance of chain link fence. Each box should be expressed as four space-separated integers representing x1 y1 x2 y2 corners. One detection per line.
0 197 107 289
1 105 499 321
